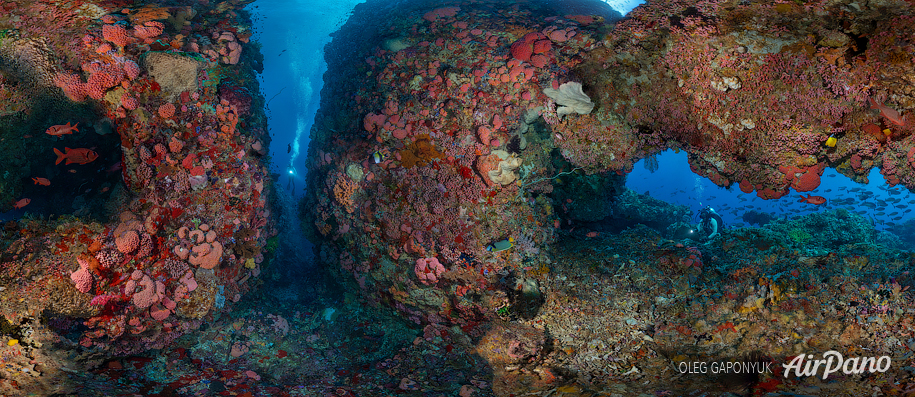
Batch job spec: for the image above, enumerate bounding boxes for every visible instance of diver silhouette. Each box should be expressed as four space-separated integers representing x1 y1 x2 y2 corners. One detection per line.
697 206 723 241
286 165 296 192
287 143 291 153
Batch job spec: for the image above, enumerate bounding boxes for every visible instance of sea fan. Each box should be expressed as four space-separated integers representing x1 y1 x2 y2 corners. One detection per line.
644 154 659 173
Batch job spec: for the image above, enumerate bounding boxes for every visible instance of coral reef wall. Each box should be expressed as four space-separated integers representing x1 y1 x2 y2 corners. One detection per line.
302 0 915 330
0 0 272 394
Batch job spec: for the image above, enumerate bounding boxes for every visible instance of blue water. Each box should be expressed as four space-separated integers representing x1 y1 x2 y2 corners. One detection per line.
602 0 645 14
251 0 367 197
628 151 911 232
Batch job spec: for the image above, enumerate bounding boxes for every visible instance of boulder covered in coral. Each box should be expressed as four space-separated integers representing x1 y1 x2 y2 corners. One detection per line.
0 1 272 394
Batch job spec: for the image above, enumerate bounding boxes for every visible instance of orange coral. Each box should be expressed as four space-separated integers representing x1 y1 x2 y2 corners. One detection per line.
332 173 358 213
128 5 171 25
134 21 165 40
158 103 176 119
216 100 239 138
102 24 129 47
115 230 139 254
400 134 443 168
87 236 103 253
79 253 104 276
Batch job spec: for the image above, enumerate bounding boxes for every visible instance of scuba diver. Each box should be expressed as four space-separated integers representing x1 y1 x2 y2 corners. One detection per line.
286 165 296 192
696 206 723 241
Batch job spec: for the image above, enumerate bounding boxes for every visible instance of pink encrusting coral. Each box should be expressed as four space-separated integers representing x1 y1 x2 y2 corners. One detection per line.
301 5 915 389
305 2 617 335
114 230 139 254
0 0 274 371
158 103 176 119
124 270 161 309
415 257 446 285
69 257 94 293
189 241 223 269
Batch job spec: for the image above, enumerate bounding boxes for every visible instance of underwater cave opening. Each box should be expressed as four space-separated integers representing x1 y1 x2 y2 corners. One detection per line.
617 149 915 249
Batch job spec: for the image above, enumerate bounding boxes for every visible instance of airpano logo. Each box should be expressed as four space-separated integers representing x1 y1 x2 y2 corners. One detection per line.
782 351 891 379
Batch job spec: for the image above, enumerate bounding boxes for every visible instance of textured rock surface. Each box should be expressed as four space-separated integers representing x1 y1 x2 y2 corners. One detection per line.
302 0 915 394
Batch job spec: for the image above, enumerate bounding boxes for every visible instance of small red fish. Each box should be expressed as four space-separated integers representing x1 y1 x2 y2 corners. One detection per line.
54 147 98 165
798 194 827 205
45 122 79 136
13 198 30 209
31 177 50 186
868 98 905 126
